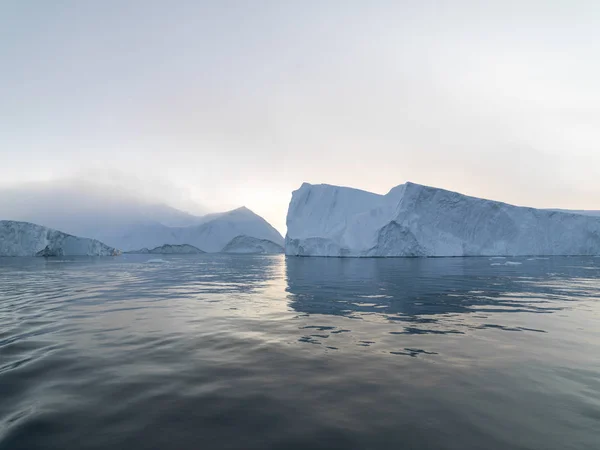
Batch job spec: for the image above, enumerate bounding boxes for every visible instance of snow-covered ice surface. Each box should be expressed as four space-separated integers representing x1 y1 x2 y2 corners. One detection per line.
285 182 600 257
0 221 117 256
221 235 284 254
549 209 600 217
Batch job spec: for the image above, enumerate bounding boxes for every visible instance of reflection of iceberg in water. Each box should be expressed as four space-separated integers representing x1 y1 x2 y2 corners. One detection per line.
284 256 599 321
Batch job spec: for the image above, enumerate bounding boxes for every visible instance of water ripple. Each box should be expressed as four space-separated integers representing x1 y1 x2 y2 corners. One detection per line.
1 254 599 449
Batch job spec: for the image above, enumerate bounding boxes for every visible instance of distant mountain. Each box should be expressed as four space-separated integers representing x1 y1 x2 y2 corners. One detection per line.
221 235 284 254
126 244 205 254
0 181 283 252
0 220 117 257
106 207 283 252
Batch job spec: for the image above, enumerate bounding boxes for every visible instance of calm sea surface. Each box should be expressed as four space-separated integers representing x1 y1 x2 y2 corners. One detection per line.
1 254 599 449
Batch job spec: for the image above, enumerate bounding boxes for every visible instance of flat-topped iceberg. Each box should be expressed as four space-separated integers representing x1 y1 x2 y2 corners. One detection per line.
285 182 600 257
0 221 118 257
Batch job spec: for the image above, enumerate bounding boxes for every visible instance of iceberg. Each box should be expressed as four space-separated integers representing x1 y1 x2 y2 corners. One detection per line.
3 200 283 252
285 182 600 257
126 244 205 254
106 207 283 252
164 207 284 253
221 235 284 254
0 221 118 257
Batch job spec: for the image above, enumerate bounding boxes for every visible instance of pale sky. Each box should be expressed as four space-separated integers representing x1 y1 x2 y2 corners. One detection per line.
1 1 599 234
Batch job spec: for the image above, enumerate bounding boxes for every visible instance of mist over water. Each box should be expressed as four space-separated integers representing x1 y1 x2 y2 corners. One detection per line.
1 255 599 449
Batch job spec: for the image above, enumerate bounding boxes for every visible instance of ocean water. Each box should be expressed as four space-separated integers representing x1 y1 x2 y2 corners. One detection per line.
0 254 599 450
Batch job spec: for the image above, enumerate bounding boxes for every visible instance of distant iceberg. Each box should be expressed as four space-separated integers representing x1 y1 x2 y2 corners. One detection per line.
0 183 283 253
126 244 205 254
6 202 283 252
0 221 118 257
221 235 284 254
285 182 600 257
95 206 284 253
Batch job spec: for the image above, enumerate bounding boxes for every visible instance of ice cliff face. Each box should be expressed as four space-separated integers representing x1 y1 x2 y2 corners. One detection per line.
285 182 600 257
0 221 118 257
221 235 284 254
127 244 205 254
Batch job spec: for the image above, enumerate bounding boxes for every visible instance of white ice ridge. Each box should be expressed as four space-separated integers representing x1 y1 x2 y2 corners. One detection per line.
285 182 600 257
0 221 118 256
